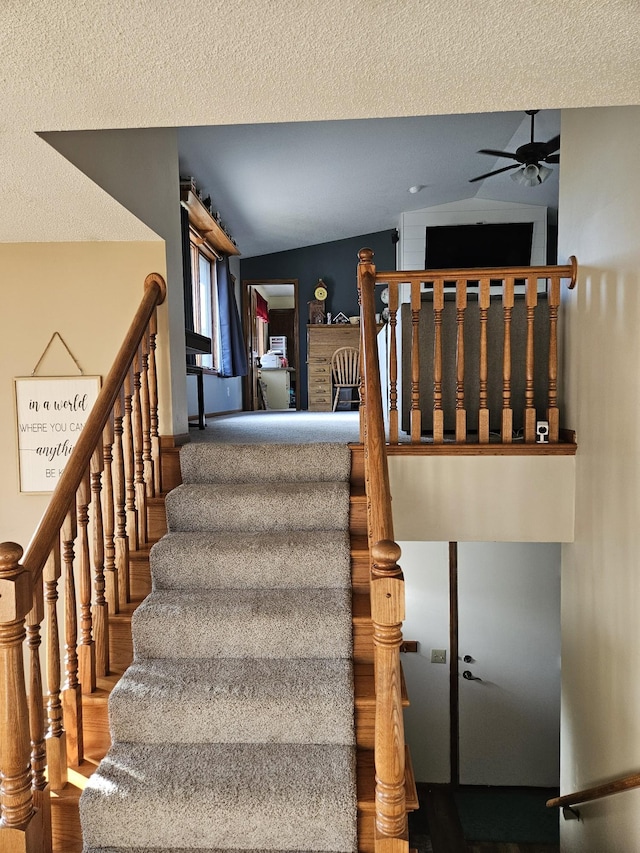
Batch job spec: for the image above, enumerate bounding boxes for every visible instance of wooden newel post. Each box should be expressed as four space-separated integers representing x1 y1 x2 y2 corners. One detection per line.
0 542 43 853
370 540 408 853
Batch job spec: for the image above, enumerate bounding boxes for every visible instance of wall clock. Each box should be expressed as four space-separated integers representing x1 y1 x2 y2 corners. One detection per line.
314 279 328 301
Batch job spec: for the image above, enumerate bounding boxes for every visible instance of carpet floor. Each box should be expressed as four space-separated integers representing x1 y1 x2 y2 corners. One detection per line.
189 411 360 444
80 441 358 853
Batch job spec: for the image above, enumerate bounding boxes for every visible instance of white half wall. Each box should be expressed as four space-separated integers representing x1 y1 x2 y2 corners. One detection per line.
389 455 575 542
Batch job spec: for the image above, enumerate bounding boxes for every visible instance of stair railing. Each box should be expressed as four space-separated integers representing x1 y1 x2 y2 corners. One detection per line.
0 273 166 853
546 771 640 818
358 248 409 853
377 257 577 444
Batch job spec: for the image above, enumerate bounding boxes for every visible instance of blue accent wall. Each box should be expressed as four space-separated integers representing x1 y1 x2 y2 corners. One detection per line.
240 231 396 408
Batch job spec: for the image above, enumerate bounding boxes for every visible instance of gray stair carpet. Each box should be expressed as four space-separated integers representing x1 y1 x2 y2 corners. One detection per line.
80 443 357 853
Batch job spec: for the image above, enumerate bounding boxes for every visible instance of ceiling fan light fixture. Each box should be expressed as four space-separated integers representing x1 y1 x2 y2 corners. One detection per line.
511 162 552 187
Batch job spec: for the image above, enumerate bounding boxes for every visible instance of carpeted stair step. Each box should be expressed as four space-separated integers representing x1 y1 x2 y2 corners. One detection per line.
80 741 357 852
150 530 351 590
109 657 355 745
180 442 351 485
165 481 350 533
132 588 352 660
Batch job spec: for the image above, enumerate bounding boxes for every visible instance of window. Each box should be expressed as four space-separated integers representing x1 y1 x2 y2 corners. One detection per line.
189 232 221 370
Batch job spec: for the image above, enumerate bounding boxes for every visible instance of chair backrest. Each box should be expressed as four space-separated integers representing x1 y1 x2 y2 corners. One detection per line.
331 346 360 385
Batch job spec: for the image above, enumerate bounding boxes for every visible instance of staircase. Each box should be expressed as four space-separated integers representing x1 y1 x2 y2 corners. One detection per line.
80 442 358 851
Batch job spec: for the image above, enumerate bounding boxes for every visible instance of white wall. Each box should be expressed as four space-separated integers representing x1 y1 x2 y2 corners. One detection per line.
41 128 187 436
399 197 547 272
401 541 560 785
558 106 640 852
401 541 451 781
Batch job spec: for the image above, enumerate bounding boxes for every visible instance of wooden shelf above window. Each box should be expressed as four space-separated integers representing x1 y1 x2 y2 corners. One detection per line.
180 187 240 256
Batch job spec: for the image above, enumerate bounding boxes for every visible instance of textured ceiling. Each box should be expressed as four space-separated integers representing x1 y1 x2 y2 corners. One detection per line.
177 110 561 257
1 0 639 244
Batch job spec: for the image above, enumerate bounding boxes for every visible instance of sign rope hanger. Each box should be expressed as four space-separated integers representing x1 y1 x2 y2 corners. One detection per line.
30 331 84 376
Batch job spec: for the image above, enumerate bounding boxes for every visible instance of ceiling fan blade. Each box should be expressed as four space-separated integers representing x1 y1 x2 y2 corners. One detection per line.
469 164 520 183
477 148 521 162
544 154 560 164
541 135 561 155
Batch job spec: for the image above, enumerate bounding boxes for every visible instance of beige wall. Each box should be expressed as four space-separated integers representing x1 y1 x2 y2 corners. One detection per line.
559 106 640 851
0 241 166 548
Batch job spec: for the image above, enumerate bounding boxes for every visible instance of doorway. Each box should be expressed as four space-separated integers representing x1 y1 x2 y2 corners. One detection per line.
241 279 300 411
450 541 561 787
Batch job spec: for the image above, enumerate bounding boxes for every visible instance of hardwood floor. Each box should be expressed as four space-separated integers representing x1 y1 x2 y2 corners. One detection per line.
412 785 559 853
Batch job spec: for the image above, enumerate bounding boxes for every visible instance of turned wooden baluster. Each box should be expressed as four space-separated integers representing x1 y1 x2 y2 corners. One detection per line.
123 367 139 551
148 310 162 496
432 278 445 444
524 276 538 442
77 471 96 694
501 276 515 443
61 510 84 766
358 274 367 444
43 548 67 791
547 274 561 442
371 540 408 852
388 281 399 445
132 348 148 546
102 414 119 614
140 329 155 498
410 279 421 443
478 277 491 444
455 279 467 443
91 445 109 676
0 541 44 853
113 389 130 607
26 580 52 853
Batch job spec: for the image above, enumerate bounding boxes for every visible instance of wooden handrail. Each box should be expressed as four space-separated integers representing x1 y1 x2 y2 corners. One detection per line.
358 248 408 853
372 257 578 287
547 772 640 810
22 273 166 583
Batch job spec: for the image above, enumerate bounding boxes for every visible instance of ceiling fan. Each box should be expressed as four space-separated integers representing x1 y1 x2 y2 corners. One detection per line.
469 110 560 186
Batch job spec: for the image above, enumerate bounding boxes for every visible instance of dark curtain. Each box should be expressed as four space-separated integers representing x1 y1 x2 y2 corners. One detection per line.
217 257 248 378
181 207 197 367
255 292 269 321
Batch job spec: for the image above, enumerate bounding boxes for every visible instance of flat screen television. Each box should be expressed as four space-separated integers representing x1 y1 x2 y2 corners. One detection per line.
425 222 534 269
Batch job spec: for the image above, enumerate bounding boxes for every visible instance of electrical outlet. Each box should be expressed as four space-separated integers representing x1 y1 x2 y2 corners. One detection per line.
431 649 447 664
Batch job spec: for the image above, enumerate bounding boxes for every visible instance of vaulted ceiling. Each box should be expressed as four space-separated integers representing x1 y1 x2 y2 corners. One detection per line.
1 1 638 248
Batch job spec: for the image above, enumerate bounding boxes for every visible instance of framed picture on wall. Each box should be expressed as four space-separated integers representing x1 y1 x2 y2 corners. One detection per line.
14 375 101 493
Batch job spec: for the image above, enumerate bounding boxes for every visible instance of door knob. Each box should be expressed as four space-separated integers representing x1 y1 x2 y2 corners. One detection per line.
462 670 482 681
463 655 474 663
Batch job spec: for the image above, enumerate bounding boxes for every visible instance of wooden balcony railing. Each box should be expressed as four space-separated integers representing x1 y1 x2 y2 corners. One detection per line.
0 273 166 853
358 249 409 853
372 254 577 444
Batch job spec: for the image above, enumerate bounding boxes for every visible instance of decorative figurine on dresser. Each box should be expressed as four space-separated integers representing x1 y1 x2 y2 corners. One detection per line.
308 278 328 325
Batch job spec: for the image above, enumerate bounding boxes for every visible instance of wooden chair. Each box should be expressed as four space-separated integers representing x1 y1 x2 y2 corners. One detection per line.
331 346 360 411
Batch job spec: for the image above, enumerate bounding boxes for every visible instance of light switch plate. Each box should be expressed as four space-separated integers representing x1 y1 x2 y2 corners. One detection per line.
431 649 447 664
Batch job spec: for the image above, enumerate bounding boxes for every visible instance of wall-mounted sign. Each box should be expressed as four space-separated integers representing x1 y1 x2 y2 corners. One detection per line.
15 376 101 493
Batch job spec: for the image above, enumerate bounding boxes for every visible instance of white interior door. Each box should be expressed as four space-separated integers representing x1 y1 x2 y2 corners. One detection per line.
457 542 561 786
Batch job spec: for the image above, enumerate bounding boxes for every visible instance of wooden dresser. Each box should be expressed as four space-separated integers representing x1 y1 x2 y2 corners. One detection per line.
307 324 361 411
